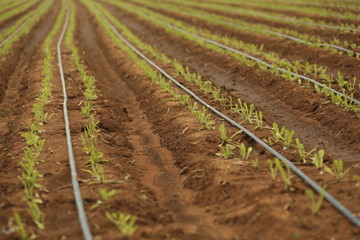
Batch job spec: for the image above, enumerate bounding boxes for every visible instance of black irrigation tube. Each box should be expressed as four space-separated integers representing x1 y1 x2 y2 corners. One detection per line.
57 6 93 240
99 10 360 228
141 13 360 106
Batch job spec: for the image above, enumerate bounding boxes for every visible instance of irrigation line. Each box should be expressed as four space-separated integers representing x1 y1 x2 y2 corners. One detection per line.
0 1 46 48
0 17 30 48
218 20 360 57
57 7 93 240
180 10 359 57
143 15 360 105
244 12 360 33
100 12 360 228
177 1 360 32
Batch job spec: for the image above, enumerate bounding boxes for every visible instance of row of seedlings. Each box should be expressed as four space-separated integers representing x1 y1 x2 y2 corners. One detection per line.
0 0 54 56
105 0 360 116
64 0 136 237
91 0 359 218
174 0 360 33
207 0 360 21
0 0 39 24
145 0 360 57
13 1 66 239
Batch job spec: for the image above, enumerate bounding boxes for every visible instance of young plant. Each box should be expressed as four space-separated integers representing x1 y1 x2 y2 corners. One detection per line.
252 158 259 169
305 186 326 215
218 123 242 145
238 143 253 160
91 188 116 210
269 123 284 145
353 175 360 187
268 159 277 180
105 211 137 237
216 144 234 159
274 158 292 190
194 106 215 130
324 160 350 181
27 201 45 230
13 213 36 240
283 130 295 149
83 162 107 184
295 138 316 163
254 111 263 128
81 101 93 117
311 149 325 169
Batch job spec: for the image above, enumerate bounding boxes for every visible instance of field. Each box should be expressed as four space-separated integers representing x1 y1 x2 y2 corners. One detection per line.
0 0 360 239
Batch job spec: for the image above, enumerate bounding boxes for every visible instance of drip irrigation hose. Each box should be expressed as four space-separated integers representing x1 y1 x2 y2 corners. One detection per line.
143 14 360 106
57 7 93 240
248 12 360 33
0 0 45 48
181 10 360 57
218 20 360 57
99 11 360 228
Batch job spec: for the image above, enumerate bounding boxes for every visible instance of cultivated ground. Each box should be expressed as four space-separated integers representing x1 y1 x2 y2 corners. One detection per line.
0 0 360 239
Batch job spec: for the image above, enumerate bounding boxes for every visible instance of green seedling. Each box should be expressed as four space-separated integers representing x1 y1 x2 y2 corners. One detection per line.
274 158 292 190
194 106 215 130
14 213 36 240
254 111 263 128
305 186 326 215
324 160 350 181
21 131 45 154
105 211 137 237
346 77 356 92
268 159 277 180
295 138 316 163
27 200 44 230
81 133 96 155
238 143 253 160
336 71 346 88
311 149 325 169
81 101 93 117
216 144 234 159
83 162 107 184
353 175 360 187
32 102 53 124
91 188 116 210
177 94 191 106
84 85 98 101
188 102 198 113
85 115 100 137
269 122 284 145
283 130 295 148
218 123 242 144
99 188 116 201
252 158 259 169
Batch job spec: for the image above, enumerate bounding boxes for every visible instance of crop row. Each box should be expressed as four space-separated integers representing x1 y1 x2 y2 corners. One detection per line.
205 0 360 21
98 0 357 180
14 1 66 238
149 0 360 58
166 0 360 33
0 0 39 24
65 0 137 237
93 0 360 222
280 0 360 9
0 0 53 56
105 0 360 116
0 0 31 14
164 0 360 50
